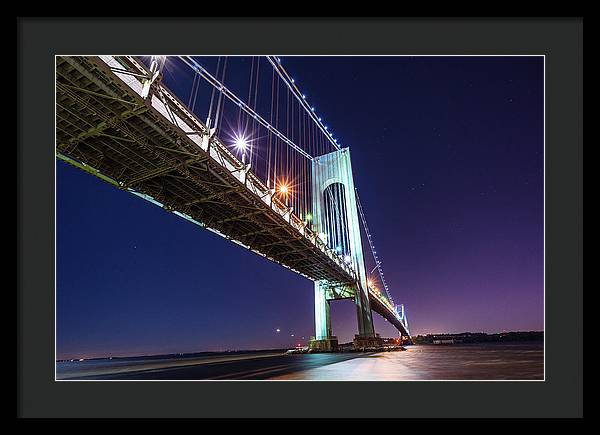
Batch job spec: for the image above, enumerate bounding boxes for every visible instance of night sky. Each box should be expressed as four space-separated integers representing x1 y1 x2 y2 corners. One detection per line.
57 56 543 360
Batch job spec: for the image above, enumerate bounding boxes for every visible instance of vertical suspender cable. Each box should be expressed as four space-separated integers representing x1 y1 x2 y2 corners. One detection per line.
206 57 221 129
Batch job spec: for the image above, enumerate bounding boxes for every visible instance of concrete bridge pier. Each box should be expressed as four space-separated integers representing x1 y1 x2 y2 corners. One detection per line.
309 281 339 352
353 282 378 348
308 280 380 352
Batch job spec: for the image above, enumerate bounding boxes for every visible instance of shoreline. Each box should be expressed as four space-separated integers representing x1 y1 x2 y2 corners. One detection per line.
57 336 544 363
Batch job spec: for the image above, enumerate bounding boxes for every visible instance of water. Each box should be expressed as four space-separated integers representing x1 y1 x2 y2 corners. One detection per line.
56 342 543 380
275 342 544 380
56 350 285 380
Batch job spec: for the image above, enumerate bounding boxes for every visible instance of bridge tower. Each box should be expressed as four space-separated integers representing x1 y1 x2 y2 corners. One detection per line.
309 147 376 351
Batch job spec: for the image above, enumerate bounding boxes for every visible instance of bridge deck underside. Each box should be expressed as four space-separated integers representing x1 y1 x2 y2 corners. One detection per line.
369 296 409 336
55 56 354 284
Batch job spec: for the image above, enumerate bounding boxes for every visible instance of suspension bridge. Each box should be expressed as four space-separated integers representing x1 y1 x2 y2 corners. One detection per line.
55 55 410 351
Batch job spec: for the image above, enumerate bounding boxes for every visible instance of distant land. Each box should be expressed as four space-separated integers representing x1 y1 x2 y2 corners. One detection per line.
56 348 289 363
56 331 544 362
412 330 543 344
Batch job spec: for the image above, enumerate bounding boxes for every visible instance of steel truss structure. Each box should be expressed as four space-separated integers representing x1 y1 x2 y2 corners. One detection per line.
55 55 410 338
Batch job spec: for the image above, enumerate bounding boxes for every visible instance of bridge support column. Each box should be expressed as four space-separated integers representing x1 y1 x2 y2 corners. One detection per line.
309 281 338 352
354 283 376 338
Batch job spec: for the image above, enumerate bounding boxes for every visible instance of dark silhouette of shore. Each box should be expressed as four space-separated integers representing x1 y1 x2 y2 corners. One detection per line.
412 330 543 345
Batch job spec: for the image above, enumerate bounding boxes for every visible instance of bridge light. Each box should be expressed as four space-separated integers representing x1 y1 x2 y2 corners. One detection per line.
291 78 295 83
234 137 248 151
344 255 352 264
232 132 250 151
278 184 289 195
305 213 312 221
318 117 322 122
151 55 166 67
367 279 373 287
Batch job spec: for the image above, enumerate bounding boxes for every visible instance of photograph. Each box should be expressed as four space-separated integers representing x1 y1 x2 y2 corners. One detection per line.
55 54 545 381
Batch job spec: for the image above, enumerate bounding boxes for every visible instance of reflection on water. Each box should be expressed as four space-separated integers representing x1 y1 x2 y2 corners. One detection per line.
399 342 544 380
274 342 544 380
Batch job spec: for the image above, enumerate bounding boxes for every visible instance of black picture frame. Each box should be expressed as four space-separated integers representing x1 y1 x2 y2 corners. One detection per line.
17 17 583 418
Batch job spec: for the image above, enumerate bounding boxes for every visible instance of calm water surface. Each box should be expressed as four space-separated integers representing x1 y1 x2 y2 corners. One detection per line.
275 342 544 380
57 342 543 380
395 342 543 380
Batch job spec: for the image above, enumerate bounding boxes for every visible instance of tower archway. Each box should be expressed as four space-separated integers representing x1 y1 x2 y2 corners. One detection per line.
309 148 375 351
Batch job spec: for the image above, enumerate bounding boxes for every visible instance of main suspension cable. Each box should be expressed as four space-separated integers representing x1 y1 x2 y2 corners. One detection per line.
356 189 396 306
179 56 313 162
